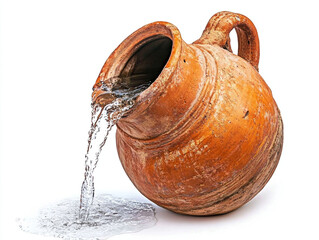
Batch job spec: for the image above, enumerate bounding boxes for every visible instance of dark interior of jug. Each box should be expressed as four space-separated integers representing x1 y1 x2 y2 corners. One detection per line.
119 36 172 89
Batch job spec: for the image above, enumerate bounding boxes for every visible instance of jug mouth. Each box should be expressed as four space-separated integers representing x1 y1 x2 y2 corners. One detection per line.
92 21 182 116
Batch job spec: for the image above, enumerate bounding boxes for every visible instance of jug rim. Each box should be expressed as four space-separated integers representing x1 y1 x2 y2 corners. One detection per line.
93 21 182 117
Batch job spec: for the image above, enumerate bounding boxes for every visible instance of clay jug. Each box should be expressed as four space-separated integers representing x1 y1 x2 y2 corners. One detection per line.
92 11 283 215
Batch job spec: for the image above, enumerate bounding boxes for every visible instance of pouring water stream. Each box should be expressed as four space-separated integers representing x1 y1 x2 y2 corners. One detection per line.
18 75 157 239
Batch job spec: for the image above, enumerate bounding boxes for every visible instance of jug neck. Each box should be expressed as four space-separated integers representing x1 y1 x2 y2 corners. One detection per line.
92 22 185 139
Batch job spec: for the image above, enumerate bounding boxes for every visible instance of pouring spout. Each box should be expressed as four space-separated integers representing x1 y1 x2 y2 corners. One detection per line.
92 74 156 108
92 89 116 107
92 76 125 107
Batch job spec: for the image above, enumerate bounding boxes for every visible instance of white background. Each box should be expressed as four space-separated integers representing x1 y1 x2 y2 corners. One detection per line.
1 0 319 239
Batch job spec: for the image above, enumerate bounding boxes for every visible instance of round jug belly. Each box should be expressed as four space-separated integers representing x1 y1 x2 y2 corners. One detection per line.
93 11 283 215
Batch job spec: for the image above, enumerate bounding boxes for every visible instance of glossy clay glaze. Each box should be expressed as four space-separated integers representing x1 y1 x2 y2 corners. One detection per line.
93 11 283 215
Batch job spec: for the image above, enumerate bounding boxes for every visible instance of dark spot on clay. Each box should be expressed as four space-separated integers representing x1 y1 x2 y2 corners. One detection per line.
247 40 250 44
183 59 186 63
243 110 249 118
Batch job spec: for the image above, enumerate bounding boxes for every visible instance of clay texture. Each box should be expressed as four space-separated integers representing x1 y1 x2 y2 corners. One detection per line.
93 11 283 215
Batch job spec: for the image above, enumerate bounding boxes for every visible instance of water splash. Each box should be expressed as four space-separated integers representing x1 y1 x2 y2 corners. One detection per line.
18 194 157 239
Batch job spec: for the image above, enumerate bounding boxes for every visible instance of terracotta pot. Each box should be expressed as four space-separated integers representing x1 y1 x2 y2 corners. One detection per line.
93 11 283 215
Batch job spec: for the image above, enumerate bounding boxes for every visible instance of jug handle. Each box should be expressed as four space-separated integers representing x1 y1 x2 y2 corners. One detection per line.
194 11 260 71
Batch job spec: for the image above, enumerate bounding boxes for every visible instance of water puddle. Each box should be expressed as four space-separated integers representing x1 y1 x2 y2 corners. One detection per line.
18 194 157 239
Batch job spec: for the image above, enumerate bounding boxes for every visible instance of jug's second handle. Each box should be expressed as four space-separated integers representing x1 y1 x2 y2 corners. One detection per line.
194 11 260 71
